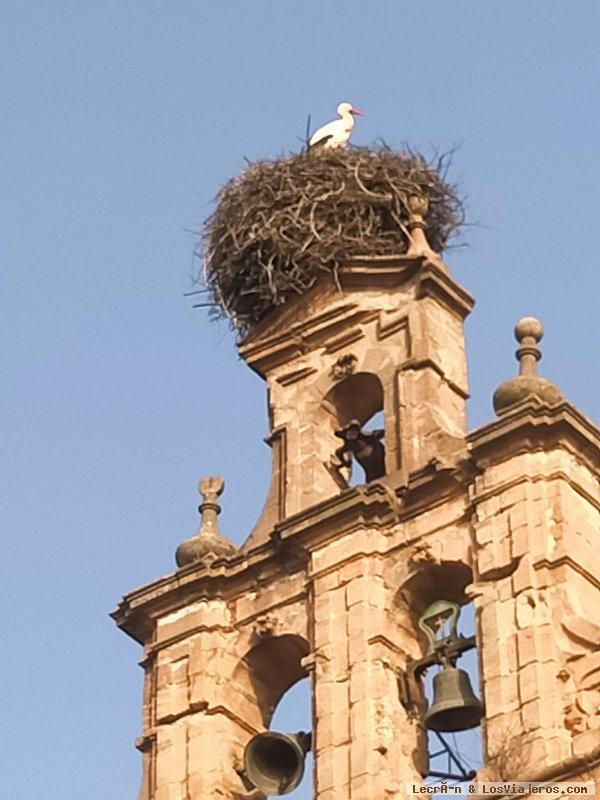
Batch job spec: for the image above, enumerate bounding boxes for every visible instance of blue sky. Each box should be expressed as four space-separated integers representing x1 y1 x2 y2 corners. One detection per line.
1 2 598 798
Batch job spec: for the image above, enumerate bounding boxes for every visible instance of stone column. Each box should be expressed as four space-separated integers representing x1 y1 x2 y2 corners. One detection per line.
143 595 266 800
469 403 600 773
307 527 421 799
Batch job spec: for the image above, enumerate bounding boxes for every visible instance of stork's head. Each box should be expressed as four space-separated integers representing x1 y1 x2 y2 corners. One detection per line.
337 101 365 117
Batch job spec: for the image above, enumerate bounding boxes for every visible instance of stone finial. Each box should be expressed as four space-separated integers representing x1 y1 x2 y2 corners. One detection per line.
175 476 238 568
197 475 224 533
493 316 563 415
404 194 445 267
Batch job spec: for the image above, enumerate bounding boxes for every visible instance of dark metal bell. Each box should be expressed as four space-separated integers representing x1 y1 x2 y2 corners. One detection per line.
243 730 311 795
425 665 483 732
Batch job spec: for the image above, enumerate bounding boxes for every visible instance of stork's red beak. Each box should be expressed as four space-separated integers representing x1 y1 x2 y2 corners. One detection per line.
351 107 365 116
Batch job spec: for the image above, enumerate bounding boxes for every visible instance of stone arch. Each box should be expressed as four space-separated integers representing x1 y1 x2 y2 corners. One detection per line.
317 371 388 486
232 634 310 728
397 560 474 627
393 560 483 776
322 371 384 428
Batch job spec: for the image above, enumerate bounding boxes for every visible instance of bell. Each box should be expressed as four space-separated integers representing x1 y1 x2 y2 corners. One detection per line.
243 730 311 795
425 665 483 732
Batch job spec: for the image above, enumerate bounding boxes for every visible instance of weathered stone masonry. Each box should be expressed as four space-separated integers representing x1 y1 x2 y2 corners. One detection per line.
112 254 600 799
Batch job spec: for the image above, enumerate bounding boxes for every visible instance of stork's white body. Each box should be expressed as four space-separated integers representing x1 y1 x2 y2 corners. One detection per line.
309 102 364 150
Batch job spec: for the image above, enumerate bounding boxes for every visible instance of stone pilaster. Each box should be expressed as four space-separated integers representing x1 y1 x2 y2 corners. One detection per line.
468 400 600 773
271 484 426 799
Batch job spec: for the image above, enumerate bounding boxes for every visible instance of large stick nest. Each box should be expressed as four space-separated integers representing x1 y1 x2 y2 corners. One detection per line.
201 146 464 334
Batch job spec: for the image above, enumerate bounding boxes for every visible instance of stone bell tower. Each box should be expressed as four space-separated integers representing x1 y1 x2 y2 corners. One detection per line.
112 197 600 796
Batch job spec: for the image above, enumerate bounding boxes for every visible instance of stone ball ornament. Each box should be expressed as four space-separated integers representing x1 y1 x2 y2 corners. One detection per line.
493 316 564 415
514 315 544 342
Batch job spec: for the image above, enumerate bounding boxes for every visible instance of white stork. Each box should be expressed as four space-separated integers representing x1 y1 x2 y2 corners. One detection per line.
309 101 365 150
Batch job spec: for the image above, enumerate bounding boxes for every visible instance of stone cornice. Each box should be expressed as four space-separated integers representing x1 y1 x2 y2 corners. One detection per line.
111 460 476 645
110 542 294 645
111 483 399 644
273 481 400 549
237 256 474 377
239 302 378 378
401 357 470 399
138 703 260 744
469 469 600 514
337 253 424 286
111 484 395 644
534 554 600 591
392 460 473 522
415 260 475 320
468 399 600 473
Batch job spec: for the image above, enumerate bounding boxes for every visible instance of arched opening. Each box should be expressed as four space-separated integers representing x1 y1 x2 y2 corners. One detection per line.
324 372 384 427
397 562 483 783
242 634 310 726
398 561 474 621
322 372 387 487
235 635 313 797
422 601 483 784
